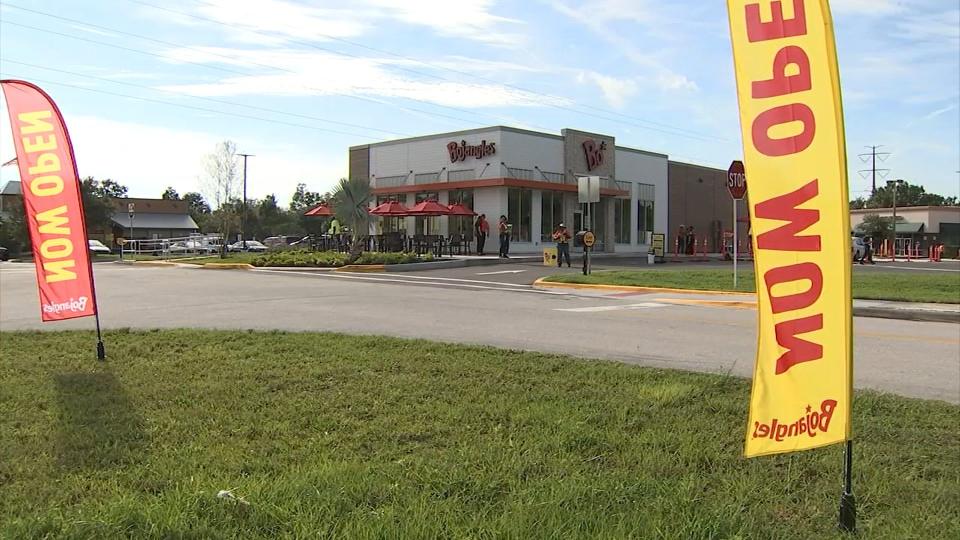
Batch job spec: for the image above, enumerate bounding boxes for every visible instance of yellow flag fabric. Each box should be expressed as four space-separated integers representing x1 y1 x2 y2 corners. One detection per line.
726 0 852 457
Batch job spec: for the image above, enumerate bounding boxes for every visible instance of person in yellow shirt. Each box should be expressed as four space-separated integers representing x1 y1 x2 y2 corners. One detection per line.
552 223 572 267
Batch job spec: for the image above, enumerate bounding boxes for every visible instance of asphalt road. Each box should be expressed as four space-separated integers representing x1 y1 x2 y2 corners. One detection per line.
2 262 957 403
395 255 960 287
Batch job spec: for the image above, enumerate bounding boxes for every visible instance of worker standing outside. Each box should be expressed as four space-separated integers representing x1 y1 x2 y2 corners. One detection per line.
552 222 572 267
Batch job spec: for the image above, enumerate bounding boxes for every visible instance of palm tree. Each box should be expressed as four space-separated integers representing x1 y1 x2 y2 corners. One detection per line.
332 177 371 264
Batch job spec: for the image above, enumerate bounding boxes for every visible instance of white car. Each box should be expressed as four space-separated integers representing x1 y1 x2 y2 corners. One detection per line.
88 239 112 254
227 240 268 252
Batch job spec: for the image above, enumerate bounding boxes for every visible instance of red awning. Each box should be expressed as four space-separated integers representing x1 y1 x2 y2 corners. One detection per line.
446 203 477 216
304 203 334 216
370 200 412 216
408 199 451 216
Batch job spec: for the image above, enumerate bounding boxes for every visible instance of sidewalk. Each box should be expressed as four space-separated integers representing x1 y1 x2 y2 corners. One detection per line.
533 280 960 324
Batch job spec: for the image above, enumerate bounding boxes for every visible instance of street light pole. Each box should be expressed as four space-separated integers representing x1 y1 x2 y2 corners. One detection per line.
887 179 903 261
238 153 253 249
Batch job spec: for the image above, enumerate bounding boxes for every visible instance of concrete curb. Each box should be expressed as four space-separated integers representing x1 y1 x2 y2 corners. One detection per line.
202 263 255 270
532 279 960 324
335 264 386 273
531 278 745 296
385 259 466 272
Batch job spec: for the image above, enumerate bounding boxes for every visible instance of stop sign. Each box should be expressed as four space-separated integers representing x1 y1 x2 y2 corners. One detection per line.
727 160 747 200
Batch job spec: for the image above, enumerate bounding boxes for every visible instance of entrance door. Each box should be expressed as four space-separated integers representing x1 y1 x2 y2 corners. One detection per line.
573 211 583 232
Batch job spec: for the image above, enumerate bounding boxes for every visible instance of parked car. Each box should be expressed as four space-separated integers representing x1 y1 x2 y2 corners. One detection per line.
0 246 9 261
165 240 218 255
227 240 268 252
263 236 302 250
88 239 112 254
851 236 866 262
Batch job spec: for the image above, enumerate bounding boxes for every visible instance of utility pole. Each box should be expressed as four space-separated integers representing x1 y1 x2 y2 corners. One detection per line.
857 145 890 195
887 179 904 261
238 153 253 250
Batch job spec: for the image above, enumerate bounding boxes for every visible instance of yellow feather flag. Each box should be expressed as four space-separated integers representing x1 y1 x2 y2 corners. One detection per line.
726 0 853 457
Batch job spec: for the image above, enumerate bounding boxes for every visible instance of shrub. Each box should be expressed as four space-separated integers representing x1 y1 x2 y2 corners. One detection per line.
251 250 430 267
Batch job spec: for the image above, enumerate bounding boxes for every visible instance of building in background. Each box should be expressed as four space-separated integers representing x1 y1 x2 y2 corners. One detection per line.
92 197 199 243
0 180 22 221
350 126 668 253
851 206 960 256
667 161 750 254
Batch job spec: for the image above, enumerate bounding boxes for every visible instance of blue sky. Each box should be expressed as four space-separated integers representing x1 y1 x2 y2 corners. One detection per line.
1 0 957 204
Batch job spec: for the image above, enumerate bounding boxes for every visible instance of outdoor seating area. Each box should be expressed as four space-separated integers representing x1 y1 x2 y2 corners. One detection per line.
304 198 479 257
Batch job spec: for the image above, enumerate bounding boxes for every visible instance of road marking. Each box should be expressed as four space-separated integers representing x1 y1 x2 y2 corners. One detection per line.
860 265 960 273
555 302 666 312
253 269 568 295
362 273 530 287
657 298 758 309
475 269 527 275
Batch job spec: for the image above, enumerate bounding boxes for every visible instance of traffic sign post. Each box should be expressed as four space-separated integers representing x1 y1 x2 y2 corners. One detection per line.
582 231 595 275
727 161 747 289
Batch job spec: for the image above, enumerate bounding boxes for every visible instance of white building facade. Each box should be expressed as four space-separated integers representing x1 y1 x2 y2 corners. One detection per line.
349 126 668 254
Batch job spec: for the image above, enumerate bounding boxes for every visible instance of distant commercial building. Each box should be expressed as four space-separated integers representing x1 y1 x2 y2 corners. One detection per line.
101 197 199 242
851 206 960 254
350 126 668 253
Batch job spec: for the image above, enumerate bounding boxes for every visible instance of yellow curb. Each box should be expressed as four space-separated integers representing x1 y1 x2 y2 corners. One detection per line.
533 277 751 296
335 264 386 273
657 298 758 309
202 263 254 269
131 260 179 267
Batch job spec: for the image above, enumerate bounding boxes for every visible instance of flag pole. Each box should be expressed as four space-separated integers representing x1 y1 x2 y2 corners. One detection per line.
839 440 855 531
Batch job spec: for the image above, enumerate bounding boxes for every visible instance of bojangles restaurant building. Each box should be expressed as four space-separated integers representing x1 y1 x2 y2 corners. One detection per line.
349 126 669 253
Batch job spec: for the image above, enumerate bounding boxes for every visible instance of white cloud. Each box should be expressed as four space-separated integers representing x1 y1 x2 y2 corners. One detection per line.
156 47 568 109
0 112 343 202
923 104 957 121
830 0 904 16
547 0 699 93
157 0 525 49
580 72 638 109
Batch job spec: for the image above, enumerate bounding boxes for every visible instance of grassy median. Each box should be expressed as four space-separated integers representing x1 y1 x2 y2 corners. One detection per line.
1 330 957 539
545 269 960 304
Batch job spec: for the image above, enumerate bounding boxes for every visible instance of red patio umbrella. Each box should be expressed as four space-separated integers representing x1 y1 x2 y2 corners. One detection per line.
408 199 450 237
304 202 334 216
408 199 451 216
369 200 412 216
446 203 477 216
370 200 412 236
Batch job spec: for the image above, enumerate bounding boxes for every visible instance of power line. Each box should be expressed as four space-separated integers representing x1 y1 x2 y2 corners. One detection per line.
0 72 392 140
125 0 726 143
185 0 726 142
2 59 411 138
857 145 891 195
0 18 494 130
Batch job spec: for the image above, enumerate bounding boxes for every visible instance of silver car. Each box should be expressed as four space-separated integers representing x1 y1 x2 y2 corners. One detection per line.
852 236 866 261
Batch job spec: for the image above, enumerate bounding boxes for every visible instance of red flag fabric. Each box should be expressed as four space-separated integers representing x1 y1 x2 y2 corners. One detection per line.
2 80 98 321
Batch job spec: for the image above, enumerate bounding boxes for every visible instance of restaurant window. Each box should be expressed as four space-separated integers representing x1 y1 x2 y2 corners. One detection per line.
507 188 532 242
449 189 474 240
637 183 655 244
376 193 404 233
614 197 631 244
540 191 564 243
415 191 440 235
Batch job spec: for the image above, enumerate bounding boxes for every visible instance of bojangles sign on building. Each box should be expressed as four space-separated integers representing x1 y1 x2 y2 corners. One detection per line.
447 140 496 163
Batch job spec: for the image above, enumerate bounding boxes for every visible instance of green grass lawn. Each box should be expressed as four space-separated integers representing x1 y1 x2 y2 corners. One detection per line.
1 331 957 539
546 269 960 304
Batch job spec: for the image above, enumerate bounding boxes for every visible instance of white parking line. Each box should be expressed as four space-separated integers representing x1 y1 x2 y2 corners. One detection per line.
555 302 667 312
340 273 532 288
253 269 568 295
475 269 526 275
